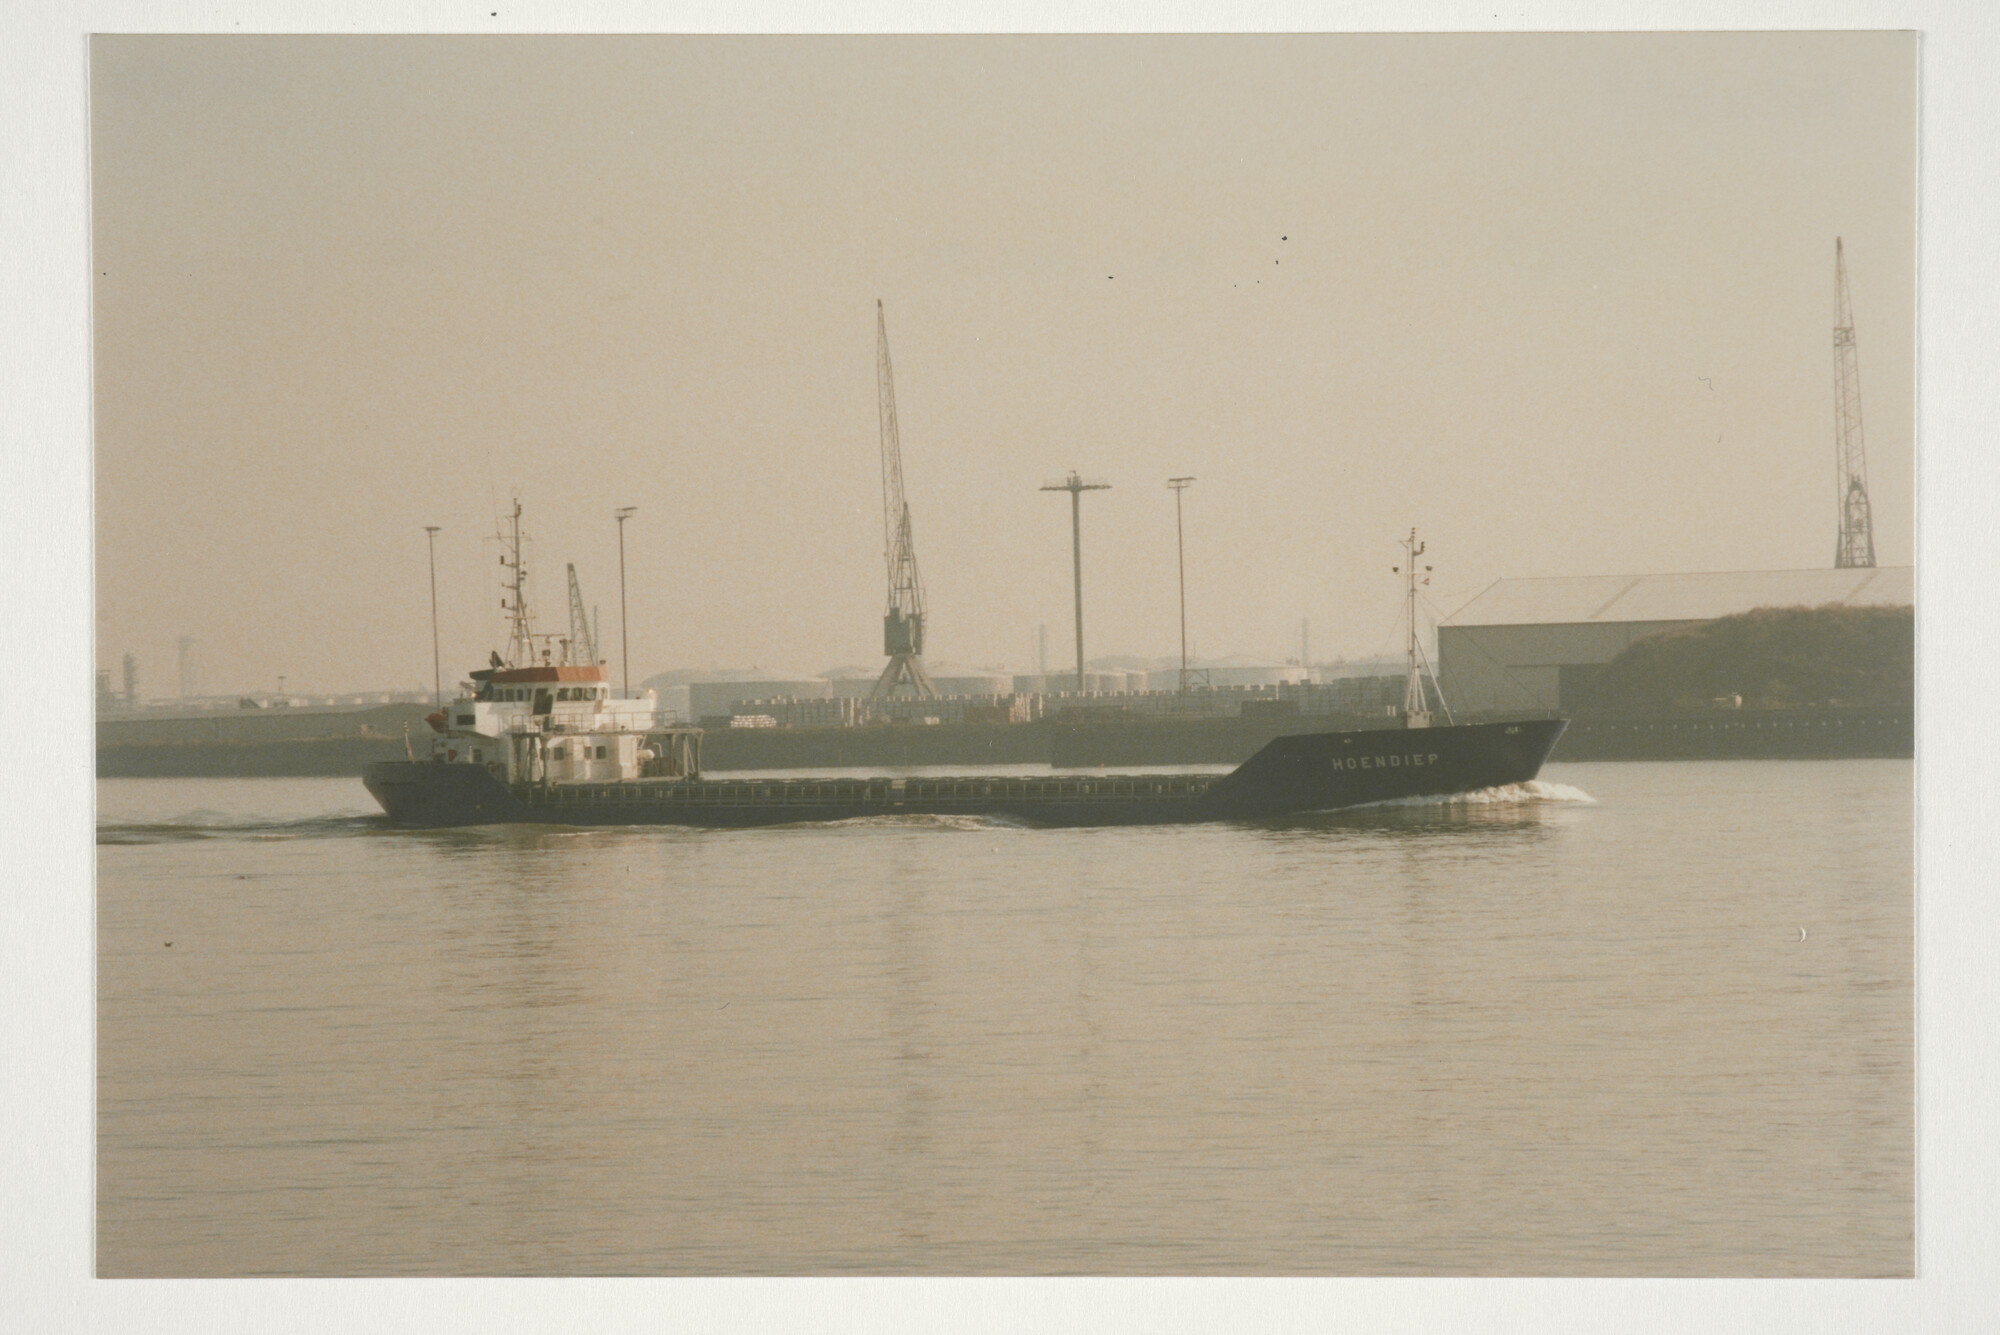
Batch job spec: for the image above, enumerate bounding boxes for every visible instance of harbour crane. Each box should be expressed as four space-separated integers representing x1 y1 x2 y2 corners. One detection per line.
1832 237 1877 568
867 301 939 705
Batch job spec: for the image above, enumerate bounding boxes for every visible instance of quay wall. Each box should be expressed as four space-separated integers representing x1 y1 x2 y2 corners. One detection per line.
97 706 1912 777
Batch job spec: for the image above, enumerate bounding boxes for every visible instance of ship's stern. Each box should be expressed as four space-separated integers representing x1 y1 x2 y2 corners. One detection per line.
363 759 526 827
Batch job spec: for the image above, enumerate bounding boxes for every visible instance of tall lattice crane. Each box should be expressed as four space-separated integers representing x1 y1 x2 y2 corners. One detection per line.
564 563 598 666
1833 237 1877 568
867 300 938 704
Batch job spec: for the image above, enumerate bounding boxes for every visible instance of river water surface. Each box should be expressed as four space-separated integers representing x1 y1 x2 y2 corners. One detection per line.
96 759 1911 1276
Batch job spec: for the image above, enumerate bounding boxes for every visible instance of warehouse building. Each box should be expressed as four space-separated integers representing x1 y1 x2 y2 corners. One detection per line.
1436 566 1914 715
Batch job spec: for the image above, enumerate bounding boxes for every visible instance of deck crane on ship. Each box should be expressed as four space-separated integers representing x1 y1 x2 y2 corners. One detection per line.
563 563 599 667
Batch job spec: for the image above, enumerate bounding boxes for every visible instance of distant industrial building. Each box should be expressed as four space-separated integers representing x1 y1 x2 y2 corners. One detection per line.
1437 566 1915 715
1309 657 1403 684
686 676 840 724
1163 658 1312 691
931 672 1014 697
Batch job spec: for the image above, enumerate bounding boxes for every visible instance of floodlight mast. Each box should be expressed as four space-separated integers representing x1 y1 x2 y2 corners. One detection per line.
614 506 637 694
423 525 442 706
1041 471 1111 692
1167 478 1195 693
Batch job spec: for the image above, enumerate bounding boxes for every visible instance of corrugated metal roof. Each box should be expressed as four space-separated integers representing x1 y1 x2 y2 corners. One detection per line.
1444 566 1914 627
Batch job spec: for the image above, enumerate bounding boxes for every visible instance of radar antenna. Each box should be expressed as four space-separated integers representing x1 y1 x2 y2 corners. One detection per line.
867 301 939 706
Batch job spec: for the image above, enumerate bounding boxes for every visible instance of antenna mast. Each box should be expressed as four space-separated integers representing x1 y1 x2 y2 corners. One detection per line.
498 499 534 668
867 301 938 705
565 563 598 666
1833 237 1877 568
1393 527 1451 729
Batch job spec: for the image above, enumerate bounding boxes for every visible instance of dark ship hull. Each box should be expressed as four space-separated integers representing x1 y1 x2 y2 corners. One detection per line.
363 717 1568 829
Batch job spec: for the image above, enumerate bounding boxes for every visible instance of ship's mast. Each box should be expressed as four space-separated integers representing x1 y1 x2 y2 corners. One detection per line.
499 499 534 668
1393 528 1451 729
1398 530 1429 727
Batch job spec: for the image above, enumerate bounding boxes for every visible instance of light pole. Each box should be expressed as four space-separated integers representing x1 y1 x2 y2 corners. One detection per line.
1040 472 1110 692
1167 477 1194 693
423 525 442 706
614 506 637 696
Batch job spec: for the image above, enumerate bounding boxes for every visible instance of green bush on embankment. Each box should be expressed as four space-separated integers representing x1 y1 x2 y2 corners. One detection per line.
1577 603 1914 713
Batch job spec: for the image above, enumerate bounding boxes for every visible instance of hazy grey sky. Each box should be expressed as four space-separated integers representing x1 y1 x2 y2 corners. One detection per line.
91 33 1915 696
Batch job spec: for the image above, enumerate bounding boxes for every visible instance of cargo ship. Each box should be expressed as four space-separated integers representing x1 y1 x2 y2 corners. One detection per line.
364 519 1567 828
367 716 1565 828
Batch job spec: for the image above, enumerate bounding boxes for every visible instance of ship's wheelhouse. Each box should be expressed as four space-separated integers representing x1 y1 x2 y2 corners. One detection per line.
432 658 684 784
472 664 612 704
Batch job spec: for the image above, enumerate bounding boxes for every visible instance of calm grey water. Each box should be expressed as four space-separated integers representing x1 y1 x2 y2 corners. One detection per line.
96 760 1911 1276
